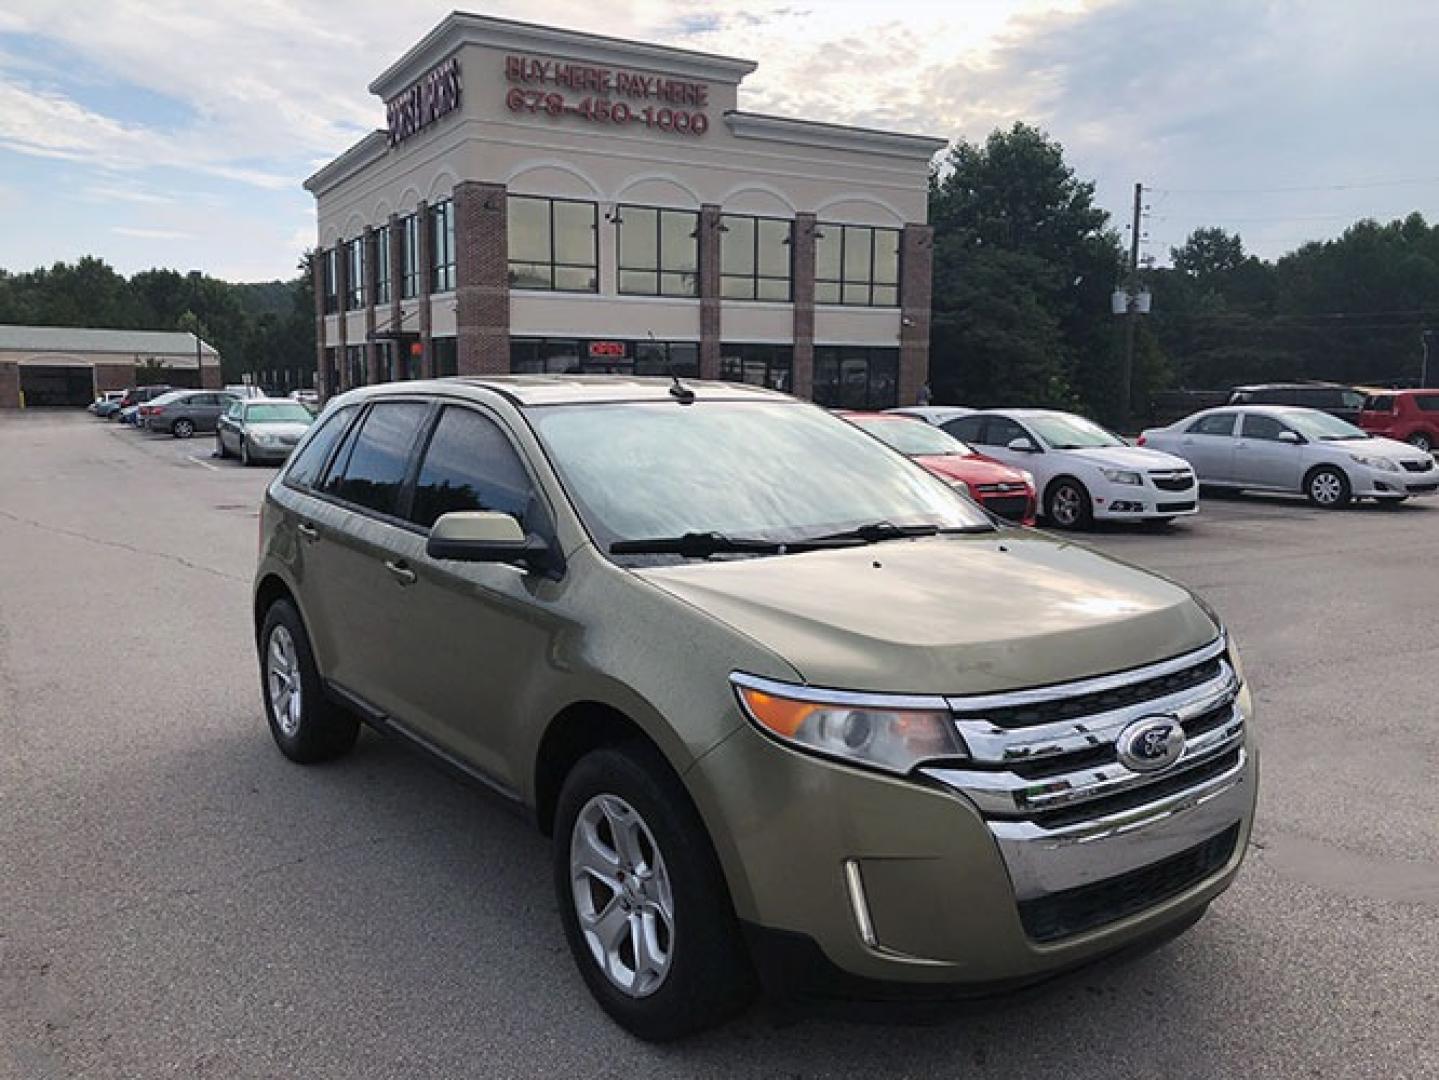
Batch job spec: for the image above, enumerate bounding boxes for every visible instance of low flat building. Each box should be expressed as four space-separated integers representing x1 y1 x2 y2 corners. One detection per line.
304 12 944 409
0 325 221 408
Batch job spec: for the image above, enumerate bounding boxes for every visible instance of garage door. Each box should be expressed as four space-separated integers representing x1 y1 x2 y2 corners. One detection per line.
20 366 95 407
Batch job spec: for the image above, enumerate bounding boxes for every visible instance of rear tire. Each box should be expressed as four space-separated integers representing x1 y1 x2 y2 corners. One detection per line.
553 744 756 1041
258 599 358 764
1045 478 1093 529
1305 466 1351 509
1407 431 1433 453
172 418 195 439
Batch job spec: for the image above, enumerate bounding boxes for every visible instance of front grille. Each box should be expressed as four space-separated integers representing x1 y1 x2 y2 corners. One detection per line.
1401 459 1433 473
1017 825 1240 942
1158 500 1197 513
981 494 1031 521
1150 471 1194 492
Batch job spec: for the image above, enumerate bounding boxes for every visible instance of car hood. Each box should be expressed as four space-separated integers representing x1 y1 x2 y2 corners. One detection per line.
1059 445 1191 471
1342 436 1427 461
635 531 1217 695
912 453 1030 488
248 422 312 438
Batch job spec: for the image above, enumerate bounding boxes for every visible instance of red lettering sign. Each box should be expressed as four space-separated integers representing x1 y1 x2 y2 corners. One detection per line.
503 54 709 137
588 341 627 358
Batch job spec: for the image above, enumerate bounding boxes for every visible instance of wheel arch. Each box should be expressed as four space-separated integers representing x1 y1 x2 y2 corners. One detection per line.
253 572 299 643
1042 473 1088 508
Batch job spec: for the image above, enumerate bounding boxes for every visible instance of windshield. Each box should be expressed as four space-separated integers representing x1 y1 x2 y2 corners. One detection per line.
850 417 974 457
527 401 992 558
245 403 314 423
1027 414 1126 450
1283 410 1369 441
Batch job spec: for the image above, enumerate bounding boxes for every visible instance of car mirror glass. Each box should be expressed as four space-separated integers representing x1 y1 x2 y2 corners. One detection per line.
1277 430 1302 444
1006 437 1038 453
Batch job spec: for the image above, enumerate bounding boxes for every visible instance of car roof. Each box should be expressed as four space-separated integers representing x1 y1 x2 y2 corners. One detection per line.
977 408 1080 419
332 375 793 408
886 406 973 419
840 410 920 422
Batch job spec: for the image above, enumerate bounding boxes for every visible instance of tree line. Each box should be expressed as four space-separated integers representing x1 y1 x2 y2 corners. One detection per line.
4 124 1437 420
0 257 316 390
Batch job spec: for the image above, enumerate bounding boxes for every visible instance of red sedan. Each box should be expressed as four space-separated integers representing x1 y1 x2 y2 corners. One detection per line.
842 411 1037 524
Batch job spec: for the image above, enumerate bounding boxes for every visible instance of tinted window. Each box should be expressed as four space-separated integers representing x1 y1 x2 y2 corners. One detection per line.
285 405 357 490
1365 395 1395 413
410 407 535 530
982 416 1030 447
1415 395 1439 413
1188 413 1238 436
1241 414 1289 440
321 402 429 517
944 415 986 443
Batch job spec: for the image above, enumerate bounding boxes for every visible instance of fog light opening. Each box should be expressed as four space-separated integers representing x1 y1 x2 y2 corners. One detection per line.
842 859 879 948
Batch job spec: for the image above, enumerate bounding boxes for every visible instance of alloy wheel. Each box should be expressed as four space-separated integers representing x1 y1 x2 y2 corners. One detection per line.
1051 485 1082 526
266 625 302 737
1310 472 1343 505
570 793 675 998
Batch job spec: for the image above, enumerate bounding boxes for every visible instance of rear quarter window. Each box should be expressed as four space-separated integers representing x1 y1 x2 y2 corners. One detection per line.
1414 395 1439 413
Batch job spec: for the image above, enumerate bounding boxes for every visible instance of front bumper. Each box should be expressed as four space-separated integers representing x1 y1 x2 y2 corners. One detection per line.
1091 483 1199 519
686 697 1255 988
1351 464 1439 498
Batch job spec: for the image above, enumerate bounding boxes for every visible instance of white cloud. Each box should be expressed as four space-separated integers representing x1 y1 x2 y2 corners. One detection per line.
112 225 193 240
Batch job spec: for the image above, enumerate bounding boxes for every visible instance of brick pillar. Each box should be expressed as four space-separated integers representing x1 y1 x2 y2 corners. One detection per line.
791 212 817 399
389 213 404 378
898 223 933 408
0 362 18 409
312 251 328 399
335 243 350 391
416 200 433 379
699 204 722 381
454 181 510 375
363 226 381 385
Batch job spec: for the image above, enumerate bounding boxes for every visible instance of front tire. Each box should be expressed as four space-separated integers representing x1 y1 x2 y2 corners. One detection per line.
1045 478 1093 529
258 599 358 763
241 439 253 467
1305 466 1351 509
553 745 755 1041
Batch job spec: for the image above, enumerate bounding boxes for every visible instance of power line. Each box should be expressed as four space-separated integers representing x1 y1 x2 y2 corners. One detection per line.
1150 176 1439 196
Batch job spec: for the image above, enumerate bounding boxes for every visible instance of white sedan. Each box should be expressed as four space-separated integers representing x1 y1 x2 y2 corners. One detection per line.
945 409 1198 528
1139 405 1439 508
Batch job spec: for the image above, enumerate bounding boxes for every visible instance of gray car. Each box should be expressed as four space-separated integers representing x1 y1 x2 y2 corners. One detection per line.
1140 405 1439 507
216 398 315 465
141 390 239 437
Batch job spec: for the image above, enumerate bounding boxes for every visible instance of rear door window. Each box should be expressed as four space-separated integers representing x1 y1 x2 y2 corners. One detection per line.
1187 413 1238 436
408 407 536 530
320 401 431 519
1365 395 1395 413
285 405 357 490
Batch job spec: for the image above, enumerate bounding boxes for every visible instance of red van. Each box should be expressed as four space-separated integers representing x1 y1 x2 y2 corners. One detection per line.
1358 390 1439 452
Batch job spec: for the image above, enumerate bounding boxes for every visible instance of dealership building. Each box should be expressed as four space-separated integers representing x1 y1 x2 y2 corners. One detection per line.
304 12 944 408
0 325 221 408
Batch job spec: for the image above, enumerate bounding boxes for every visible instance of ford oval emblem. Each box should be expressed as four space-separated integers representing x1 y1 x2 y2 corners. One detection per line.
1116 716 1186 773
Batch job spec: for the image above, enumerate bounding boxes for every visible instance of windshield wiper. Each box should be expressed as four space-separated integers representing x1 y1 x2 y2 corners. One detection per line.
610 531 863 559
807 520 984 544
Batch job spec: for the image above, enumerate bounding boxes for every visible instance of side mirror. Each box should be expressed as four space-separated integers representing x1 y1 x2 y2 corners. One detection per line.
1277 430 1302 444
1006 437 1039 453
426 511 559 575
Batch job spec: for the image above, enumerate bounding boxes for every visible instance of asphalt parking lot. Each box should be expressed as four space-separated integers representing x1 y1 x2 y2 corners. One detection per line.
3 410 1437 1080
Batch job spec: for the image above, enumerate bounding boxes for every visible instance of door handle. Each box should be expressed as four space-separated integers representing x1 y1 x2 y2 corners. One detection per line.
385 559 417 586
297 522 319 543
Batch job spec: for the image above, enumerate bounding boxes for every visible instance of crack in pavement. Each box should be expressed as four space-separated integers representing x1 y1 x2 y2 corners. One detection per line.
0 507 247 584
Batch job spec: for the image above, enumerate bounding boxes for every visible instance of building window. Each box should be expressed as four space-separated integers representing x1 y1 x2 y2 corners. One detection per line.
321 248 339 314
400 213 420 299
507 196 598 292
345 239 365 310
345 345 365 388
432 337 458 377
429 199 456 293
815 225 900 307
509 337 698 377
618 205 699 297
720 343 792 392
721 216 792 301
374 225 391 305
813 346 899 409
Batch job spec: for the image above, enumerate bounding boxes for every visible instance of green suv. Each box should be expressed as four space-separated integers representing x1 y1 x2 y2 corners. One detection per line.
252 377 1256 1040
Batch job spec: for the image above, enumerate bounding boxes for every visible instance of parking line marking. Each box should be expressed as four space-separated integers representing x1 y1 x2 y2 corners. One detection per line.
187 455 221 472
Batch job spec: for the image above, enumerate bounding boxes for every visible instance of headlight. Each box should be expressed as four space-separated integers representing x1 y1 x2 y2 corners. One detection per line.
1350 453 1398 472
731 674 965 774
1100 468 1142 485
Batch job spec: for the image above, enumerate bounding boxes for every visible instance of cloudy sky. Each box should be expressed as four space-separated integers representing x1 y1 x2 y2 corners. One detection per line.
2 0 1436 281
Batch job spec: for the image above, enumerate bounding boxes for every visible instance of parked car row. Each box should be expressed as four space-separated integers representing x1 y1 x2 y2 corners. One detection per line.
91 385 314 465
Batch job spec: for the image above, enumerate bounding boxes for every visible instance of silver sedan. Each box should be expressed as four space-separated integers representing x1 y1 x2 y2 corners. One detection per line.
215 399 314 466
1139 405 1438 508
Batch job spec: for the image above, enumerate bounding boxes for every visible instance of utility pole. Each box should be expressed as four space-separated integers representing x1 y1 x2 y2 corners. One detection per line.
1119 181 1143 432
